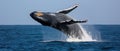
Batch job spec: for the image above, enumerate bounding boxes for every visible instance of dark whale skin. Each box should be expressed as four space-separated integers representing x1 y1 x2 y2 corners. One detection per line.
30 12 83 38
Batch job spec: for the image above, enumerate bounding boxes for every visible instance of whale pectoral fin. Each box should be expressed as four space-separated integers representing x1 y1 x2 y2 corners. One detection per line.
57 4 79 14
59 20 87 25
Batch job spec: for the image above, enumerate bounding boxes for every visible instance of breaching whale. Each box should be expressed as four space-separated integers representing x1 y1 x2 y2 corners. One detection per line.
30 4 87 39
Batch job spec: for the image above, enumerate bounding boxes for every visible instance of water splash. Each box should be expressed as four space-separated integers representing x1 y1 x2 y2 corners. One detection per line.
42 24 101 42
66 24 100 42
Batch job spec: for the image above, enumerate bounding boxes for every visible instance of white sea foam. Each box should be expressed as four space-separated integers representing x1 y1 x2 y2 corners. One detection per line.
66 24 100 42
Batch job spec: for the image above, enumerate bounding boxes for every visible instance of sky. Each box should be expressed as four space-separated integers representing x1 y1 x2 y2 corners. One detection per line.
0 0 120 25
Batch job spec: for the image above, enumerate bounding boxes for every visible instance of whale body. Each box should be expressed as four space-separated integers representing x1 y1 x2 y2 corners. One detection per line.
30 4 87 39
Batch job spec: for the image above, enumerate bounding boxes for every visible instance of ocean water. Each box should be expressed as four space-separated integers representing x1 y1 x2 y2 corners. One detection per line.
0 25 120 51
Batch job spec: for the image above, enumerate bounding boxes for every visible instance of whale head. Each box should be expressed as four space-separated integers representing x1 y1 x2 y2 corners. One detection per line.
30 11 53 26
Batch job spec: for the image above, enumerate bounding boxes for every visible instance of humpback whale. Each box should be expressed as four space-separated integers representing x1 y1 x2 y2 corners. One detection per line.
30 4 87 39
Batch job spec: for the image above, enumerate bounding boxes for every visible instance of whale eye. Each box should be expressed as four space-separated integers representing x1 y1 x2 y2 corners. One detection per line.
35 12 43 17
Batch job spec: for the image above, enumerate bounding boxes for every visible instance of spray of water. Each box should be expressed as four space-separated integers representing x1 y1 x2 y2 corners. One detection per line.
42 24 101 42
66 24 100 42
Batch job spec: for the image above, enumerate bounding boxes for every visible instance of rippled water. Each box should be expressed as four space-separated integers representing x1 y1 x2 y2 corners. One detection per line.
0 25 120 51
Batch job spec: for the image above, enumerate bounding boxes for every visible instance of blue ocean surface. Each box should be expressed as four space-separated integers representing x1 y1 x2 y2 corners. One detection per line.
0 25 120 51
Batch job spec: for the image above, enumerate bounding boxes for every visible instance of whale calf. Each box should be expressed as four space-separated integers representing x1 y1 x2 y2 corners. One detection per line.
30 4 87 39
